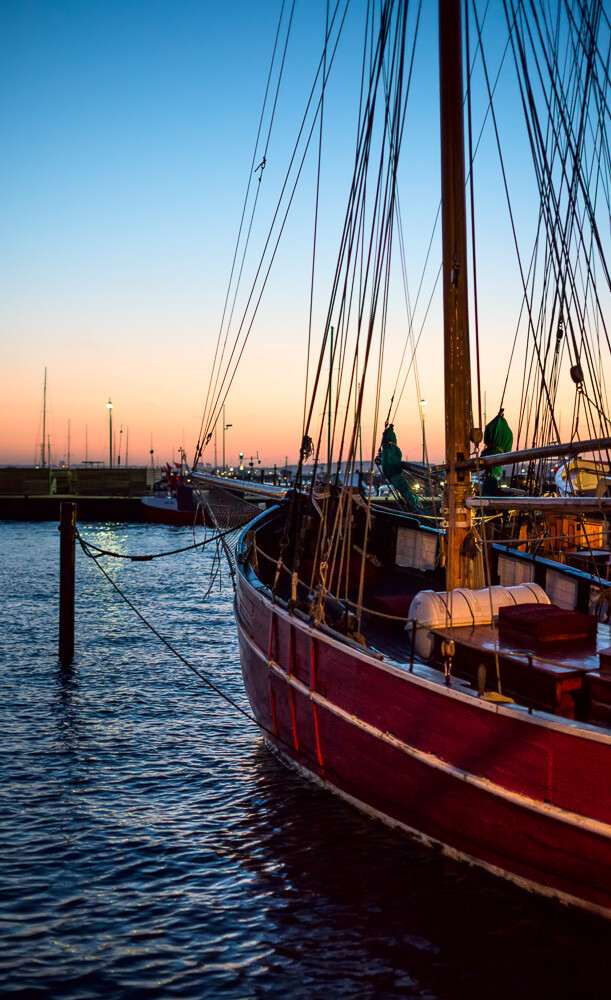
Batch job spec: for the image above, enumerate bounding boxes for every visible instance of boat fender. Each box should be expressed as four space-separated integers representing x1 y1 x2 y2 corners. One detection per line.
408 583 549 660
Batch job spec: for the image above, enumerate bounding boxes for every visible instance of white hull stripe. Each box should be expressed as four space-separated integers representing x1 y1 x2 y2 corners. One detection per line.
266 738 611 922
237 614 611 842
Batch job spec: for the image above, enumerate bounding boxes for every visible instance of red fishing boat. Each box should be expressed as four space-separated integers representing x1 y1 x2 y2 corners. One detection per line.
197 0 611 916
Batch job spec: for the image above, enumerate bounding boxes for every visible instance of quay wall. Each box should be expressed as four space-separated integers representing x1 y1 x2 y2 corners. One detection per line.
0 467 159 522
0 467 157 497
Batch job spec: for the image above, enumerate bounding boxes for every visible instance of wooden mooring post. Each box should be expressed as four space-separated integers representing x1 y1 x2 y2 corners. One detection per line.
59 501 76 663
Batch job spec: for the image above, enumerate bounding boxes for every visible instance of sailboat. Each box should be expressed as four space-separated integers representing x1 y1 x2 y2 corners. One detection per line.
197 1 611 916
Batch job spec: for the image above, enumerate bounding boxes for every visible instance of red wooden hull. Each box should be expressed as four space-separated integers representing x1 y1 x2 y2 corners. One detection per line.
141 497 210 526
236 569 611 918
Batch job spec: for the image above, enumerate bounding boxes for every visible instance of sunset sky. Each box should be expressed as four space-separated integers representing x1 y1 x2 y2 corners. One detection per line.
1 1 598 470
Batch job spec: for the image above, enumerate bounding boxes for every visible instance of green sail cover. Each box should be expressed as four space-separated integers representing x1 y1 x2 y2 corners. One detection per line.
482 410 513 479
380 425 421 510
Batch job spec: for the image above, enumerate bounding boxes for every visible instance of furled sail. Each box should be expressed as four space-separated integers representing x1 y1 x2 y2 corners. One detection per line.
379 425 421 511
481 410 513 479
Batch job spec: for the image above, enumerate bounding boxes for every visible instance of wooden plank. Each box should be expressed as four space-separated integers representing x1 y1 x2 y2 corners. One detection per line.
431 624 596 718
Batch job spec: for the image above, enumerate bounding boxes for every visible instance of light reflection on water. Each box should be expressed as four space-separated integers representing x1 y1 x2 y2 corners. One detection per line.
0 520 609 999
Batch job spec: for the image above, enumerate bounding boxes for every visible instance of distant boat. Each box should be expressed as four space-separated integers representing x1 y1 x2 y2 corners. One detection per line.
555 458 611 498
143 465 271 529
142 466 209 526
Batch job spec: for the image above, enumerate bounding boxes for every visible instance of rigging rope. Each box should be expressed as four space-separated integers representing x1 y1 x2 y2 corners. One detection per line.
194 0 351 470
76 526 355 780
193 0 293 468
498 0 611 485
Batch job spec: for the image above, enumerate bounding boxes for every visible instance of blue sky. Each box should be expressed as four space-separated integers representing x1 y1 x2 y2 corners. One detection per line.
1 0 303 464
1 0 604 468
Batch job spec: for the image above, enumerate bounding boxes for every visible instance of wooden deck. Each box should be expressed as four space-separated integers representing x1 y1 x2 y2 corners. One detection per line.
431 620 611 722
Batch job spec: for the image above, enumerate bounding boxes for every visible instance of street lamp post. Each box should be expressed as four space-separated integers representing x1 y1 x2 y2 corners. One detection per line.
420 399 427 465
106 398 113 468
222 404 232 473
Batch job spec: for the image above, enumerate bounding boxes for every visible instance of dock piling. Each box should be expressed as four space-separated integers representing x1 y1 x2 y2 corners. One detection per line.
59 502 76 663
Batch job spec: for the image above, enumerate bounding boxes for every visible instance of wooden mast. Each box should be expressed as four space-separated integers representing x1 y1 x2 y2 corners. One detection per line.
439 0 473 590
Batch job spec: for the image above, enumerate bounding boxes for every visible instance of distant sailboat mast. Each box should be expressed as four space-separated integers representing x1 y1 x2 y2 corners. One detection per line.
41 367 47 468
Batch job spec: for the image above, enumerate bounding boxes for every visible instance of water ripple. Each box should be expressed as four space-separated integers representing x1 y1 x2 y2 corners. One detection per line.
0 522 609 999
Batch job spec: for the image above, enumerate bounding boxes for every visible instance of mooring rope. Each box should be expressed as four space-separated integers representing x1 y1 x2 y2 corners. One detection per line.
76 528 337 775
75 525 239 562
77 530 270 724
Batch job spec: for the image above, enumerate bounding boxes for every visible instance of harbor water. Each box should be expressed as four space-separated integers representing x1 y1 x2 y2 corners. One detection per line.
0 520 608 999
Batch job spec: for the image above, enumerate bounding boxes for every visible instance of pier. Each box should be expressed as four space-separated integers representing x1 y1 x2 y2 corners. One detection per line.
0 466 156 521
